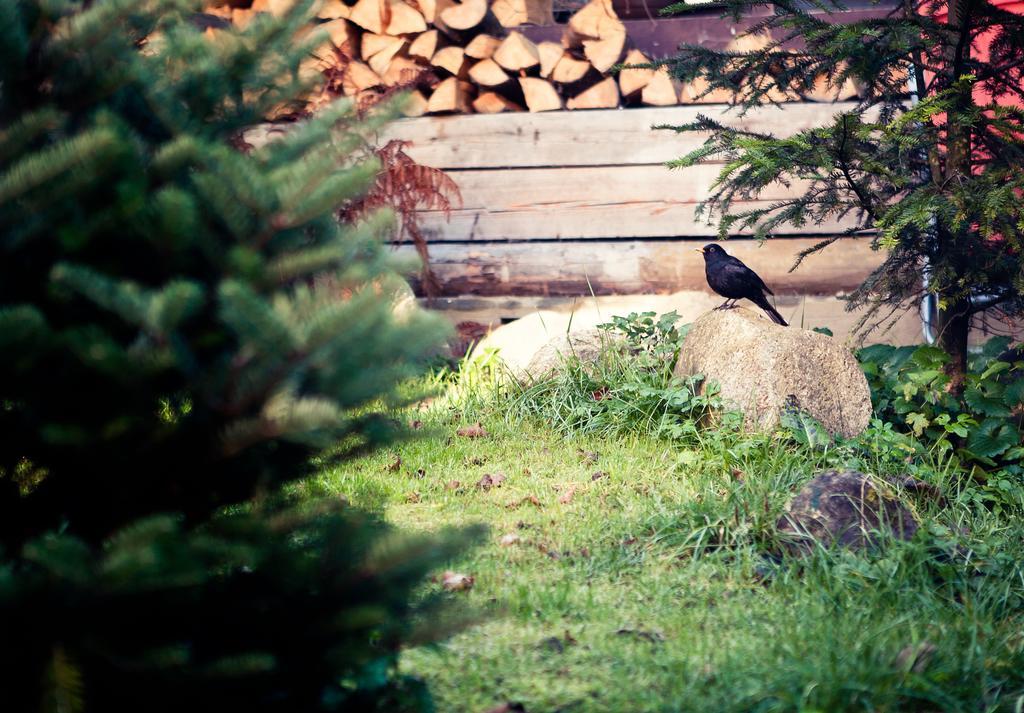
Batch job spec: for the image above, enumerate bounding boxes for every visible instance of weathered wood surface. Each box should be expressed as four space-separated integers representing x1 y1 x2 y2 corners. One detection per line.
380 102 859 169
435 163 816 210
415 162 836 240
396 237 882 295
417 199 854 240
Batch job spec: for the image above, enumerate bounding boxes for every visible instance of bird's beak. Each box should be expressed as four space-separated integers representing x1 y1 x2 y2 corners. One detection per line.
693 248 703 253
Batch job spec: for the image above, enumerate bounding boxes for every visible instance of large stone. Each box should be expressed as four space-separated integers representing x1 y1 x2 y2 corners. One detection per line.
522 328 624 381
673 307 872 437
777 469 919 552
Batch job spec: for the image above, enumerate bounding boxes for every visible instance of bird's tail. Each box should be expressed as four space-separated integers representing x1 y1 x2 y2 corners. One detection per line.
752 295 788 326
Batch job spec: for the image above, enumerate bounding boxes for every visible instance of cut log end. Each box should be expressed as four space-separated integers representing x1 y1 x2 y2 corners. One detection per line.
439 0 488 30
465 33 503 59
494 31 540 71
642 67 680 106
468 58 511 86
349 0 390 34
491 0 554 27
427 76 475 112
472 91 524 113
536 41 564 78
567 75 619 109
432 45 468 76
408 28 439 60
618 48 654 97
519 77 562 112
551 53 591 84
386 0 427 34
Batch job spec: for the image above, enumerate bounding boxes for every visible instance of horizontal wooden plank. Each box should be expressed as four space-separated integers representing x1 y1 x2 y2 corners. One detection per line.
398 237 882 296
442 163 814 210
381 102 860 169
415 198 860 240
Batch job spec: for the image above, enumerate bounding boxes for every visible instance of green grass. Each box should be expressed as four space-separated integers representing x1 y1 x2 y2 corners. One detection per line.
308 353 1024 713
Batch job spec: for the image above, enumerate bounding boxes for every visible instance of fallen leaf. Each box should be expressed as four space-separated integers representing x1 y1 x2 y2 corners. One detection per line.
409 419 423 430
558 484 578 504
476 472 507 490
577 449 599 465
405 491 421 503
506 495 542 510
499 533 521 546
440 570 474 591
522 467 532 476
445 480 462 491
466 455 487 466
385 455 402 472
730 468 745 482
591 471 607 481
591 386 609 401
578 547 590 558
413 468 426 479
457 422 487 438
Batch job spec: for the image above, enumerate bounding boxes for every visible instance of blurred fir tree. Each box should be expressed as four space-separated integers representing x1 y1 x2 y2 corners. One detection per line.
0 1 475 710
657 0 1024 390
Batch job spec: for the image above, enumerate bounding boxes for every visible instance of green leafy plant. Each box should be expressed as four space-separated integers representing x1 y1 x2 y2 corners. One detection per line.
599 310 690 382
507 312 722 442
0 1 474 710
858 338 1024 475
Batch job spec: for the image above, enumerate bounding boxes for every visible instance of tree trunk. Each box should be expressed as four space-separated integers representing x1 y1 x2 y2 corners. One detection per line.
936 301 970 395
933 0 974 396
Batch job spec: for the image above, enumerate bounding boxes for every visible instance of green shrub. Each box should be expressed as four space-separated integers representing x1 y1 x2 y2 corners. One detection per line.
858 339 1024 476
0 1 474 710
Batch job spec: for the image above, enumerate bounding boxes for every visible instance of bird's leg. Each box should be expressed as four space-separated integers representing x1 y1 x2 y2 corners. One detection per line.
714 299 733 311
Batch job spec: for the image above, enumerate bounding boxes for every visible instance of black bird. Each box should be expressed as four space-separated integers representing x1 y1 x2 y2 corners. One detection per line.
697 244 788 326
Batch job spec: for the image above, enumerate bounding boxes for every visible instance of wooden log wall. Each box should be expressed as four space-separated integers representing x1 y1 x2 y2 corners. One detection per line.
382 101 881 297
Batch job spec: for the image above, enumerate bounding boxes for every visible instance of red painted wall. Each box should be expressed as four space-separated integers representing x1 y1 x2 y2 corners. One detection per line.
929 0 1024 109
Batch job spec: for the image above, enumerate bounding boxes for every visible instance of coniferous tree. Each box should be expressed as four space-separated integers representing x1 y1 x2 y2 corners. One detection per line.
658 0 1024 389
0 1 474 710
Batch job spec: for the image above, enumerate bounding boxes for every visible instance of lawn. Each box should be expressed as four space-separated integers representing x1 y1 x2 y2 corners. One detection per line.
309 351 1024 713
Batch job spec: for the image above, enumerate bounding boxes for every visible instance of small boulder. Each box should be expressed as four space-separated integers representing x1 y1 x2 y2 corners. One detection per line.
523 328 624 380
777 469 919 552
473 310 601 376
673 307 871 437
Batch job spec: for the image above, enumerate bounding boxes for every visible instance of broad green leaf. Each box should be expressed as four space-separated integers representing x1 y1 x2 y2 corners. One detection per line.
964 382 1012 417
906 412 929 436
966 418 1020 459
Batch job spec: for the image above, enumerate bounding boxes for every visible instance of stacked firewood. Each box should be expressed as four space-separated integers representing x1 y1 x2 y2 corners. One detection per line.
204 0 856 115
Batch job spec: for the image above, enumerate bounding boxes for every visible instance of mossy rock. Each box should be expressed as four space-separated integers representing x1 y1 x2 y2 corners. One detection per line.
777 469 919 553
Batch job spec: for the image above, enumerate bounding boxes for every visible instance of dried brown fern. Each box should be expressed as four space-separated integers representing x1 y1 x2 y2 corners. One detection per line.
311 49 456 298
342 139 461 298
